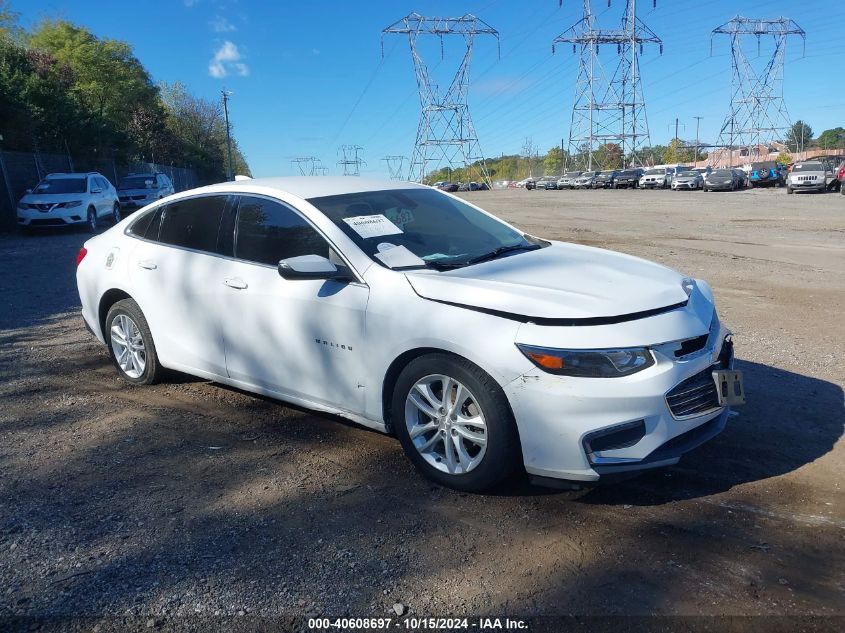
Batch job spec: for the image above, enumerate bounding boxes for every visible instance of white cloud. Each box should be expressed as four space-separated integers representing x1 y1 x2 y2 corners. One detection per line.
208 41 249 79
210 16 236 33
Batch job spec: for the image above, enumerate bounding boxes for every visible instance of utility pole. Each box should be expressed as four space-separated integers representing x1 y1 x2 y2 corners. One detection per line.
221 89 234 181
693 116 703 165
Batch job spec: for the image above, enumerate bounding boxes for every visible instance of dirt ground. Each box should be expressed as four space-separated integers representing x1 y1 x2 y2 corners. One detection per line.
0 186 843 628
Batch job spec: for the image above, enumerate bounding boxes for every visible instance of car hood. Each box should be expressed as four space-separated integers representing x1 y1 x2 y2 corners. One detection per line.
405 242 688 321
20 193 85 204
118 188 157 196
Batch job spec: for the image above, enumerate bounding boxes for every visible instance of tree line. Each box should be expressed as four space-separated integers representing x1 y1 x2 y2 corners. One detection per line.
0 1 249 183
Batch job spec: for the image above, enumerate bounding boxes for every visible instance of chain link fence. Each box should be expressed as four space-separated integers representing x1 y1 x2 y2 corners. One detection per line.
0 149 202 231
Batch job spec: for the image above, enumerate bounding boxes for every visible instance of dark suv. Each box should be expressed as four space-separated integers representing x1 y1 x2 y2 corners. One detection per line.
614 168 643 189
592 170 619 189
117 172 175 212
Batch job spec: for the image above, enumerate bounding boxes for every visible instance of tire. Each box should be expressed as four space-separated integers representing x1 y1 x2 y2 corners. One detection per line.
786 187 793 195
112 202 122 224
87 206 98 233
391 353 520 492
105 298 164 385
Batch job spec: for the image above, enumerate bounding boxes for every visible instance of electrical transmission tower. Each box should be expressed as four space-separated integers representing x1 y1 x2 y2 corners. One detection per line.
338 145 366 176
553 1 662 170
381 155 408 180
291 157 323 176
382 13 499 187
711 16 805 165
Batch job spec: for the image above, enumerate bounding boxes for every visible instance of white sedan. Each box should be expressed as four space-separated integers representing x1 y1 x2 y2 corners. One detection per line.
75 177 744 491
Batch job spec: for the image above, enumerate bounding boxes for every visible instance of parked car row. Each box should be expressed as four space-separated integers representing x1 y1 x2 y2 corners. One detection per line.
517 158 844 195
434 181 490 192
16 170 175 232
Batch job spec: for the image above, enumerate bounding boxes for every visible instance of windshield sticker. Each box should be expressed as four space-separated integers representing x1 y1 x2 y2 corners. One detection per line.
384 208 415 230
376 242 397 253
343 214 403 239
374 245 425 269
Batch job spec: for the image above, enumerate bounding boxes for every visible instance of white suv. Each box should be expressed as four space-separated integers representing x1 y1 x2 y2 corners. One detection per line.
17 172 120 232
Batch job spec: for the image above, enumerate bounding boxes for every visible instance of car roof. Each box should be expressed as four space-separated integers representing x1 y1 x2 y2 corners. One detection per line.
194 176 429 200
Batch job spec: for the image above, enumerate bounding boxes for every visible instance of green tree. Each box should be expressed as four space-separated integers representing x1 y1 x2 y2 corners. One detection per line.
815 127 845 150
785 120 812 153
543 146 563 175
0 0 22 41
664 138 696 164
29 20 160 154
774 151 792 165
593 143 623 169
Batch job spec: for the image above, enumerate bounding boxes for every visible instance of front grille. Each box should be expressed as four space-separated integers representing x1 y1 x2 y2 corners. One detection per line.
675 334 709 357
666 368 721 418
29 218 66 226
796 176 817 181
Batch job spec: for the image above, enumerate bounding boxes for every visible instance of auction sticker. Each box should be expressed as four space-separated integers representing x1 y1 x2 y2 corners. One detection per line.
343 214 403 239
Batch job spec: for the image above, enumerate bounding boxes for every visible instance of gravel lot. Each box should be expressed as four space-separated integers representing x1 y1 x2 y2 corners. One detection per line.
1 186 843 629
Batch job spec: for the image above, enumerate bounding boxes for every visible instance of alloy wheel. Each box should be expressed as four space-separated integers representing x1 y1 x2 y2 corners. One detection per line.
110 314 146 379
88 208 97 232
405 374 488 475
113 203 121 223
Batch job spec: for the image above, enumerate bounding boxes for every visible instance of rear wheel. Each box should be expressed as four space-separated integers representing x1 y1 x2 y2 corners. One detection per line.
787 187 794 195
112 202 121 224
392 353 520 492
105 298 163 385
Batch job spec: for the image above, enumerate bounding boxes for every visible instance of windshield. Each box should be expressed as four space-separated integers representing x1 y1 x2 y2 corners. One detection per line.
794 163 823 171
678 171 697 177
711 170 733 177
308 188 542 270
119 176 157 189
33 177 86 195
644 169 663 175
564 171 582 177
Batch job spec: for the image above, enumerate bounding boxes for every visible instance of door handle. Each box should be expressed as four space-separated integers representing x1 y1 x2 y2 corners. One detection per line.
223 277 248 290
137 260 157 270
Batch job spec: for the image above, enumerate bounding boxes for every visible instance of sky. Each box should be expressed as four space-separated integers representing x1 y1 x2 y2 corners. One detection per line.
15 0 845 178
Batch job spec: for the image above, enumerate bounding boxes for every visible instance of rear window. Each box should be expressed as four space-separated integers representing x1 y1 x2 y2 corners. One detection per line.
158 195 228 253
33 178 87 194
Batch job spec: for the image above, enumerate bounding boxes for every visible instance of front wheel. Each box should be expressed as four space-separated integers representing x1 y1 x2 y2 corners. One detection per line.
112 202 121 224
391 353 520 492
87 206 98 233
786 187 794 195
105 298 164 385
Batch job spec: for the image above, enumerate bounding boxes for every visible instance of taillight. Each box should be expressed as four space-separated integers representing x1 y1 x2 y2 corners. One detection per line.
76 247 88 267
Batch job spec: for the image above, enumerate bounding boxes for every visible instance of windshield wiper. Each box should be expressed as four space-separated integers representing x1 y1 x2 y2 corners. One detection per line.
461 243 541 267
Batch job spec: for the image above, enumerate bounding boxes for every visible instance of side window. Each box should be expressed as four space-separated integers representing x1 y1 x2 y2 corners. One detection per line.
128 207 161 239
234 196 329 266
158 195 228 253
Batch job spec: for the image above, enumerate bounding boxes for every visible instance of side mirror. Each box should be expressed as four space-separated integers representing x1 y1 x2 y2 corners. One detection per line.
25 188 32 194
277 254 353 282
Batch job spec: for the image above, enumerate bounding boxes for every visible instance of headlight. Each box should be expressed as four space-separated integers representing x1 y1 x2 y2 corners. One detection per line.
64 200 83 208
516 344 654 378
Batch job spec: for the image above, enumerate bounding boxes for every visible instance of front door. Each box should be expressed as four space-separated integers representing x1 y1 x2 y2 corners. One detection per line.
216 195 369 414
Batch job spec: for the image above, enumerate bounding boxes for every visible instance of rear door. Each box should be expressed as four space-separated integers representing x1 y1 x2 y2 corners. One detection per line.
215 194 369 413
127 194 232 376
